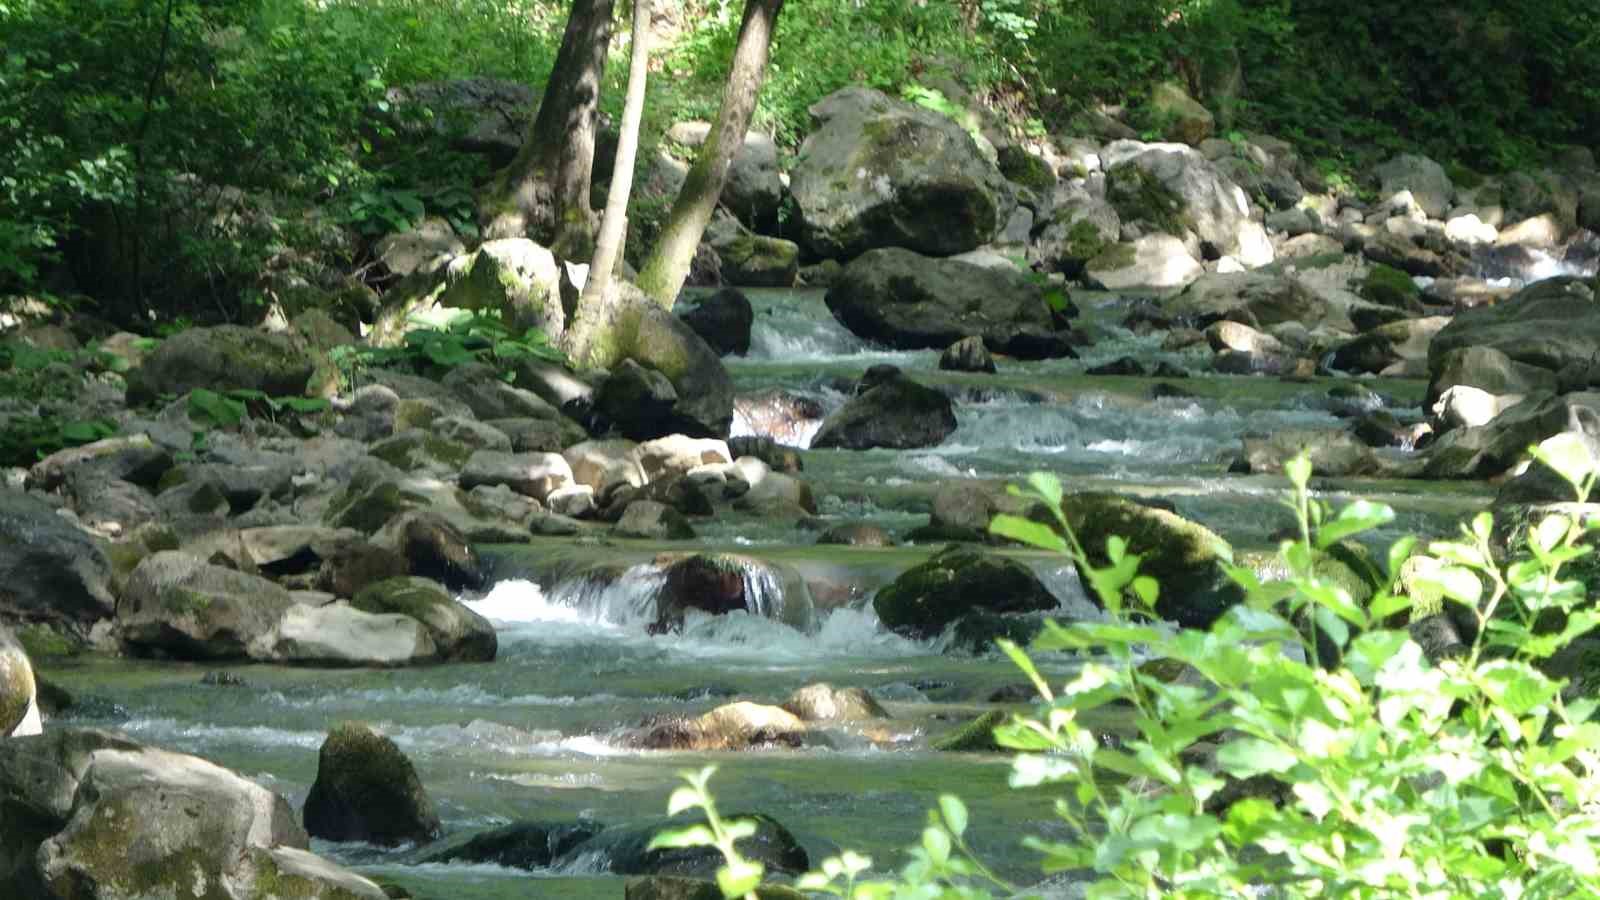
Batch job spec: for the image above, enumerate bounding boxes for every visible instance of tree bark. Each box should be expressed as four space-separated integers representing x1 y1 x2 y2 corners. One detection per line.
477 0 615 259
635 0 784 308
565 0 651 368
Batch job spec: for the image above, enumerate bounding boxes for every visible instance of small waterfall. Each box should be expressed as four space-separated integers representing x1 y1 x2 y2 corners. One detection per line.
542 563 666 626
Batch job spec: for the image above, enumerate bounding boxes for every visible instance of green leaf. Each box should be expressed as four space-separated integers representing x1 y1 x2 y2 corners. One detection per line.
1024 471 1063 507
938 795 968 837
997 638 1051 701
1416 565 1482 608
1215 737 1298 778
665 786 702 816
1284 453 1312 490
1530 432 1597 494
1315 499 1395 548
188 388 247 429
716 859 764 899
921 826 951 864
647 824 716 850
989 513 1066 553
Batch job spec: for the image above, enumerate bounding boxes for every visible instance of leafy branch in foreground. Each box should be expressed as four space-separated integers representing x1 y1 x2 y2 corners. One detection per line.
655 434 1600 899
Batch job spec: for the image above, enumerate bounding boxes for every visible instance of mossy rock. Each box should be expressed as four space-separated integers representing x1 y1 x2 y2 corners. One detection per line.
872 545 1057 639
327 480 432 533
352 576 496 662
15 621 82 659
1360 264 1420 308
302 722 441 846
124 325 317 408
932 709 1007 752
369 431 476 472
1107 162 1195 237
997 145 1057 194
1062 493 1242 629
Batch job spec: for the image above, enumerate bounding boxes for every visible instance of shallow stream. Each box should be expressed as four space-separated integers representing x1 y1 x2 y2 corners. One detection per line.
40 286 1497 897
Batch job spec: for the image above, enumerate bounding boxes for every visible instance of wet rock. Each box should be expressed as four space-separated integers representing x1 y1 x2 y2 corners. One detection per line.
792 87 1007 258
124 325 317 407
1428 277 1600 400
378 511 485 592
304 723 440 846
677 287 754 356
825 247 1077 359
615 500 696 540
730 458 816 517
711 230 800 289
417 820 604 869
633 435 734 482
1163 271 1327 330
940 336 996 373
564 809 808 878
0 490 117 630
352 576 496 662
375 216 464 278
1353 411 1423 448
607 476 715 519
1236 429 1384 478
1421 394 1600 479
1028 187 1120 278
370 430 477 474
655 553 813 631
811 373 957 450
782 683 888 723
487 416 587 454
1205 320 1287 356
873 545 1057 639
0 625 40 737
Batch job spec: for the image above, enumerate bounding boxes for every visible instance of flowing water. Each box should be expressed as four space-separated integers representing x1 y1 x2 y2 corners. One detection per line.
38 286 1497 897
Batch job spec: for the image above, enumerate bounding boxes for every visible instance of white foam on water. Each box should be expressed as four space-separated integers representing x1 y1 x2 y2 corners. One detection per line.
264 684 618 710
118 718 326 750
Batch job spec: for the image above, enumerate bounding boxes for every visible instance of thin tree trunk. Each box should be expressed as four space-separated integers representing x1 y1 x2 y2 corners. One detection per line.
564 0 651 368
635 0 784 308
477 0 615 259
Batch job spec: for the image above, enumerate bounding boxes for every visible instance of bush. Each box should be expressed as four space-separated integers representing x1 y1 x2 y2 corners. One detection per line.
662 433 1600 898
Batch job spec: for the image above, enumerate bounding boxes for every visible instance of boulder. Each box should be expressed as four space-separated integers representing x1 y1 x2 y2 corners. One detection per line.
1374 154 1454 219
710 231 799 288
940 336 997 373
1162 271 1328 330
1422 392 1600 479
933 710 1007 752
0 486 116 627
1328 316 1450 376
0 626 41 737
655 553 814 631
1143 81 1214 146
488 416 587 453
1029 190 1122 278
615 500 696 540
1084 235 1203 292
438 238 564 337
561 810 807 878
1104 144 1267 264
677 288 754 356
118 551 298 660
459 450 575 502
811 371 957 450
352 576 497 662
375 216 465 278
826 248 1076 358
303 722 440 845
1236 429 1385 478
815 523 896 546
873 545 1057 639
791 87 1008 258
633 435 734 481
369 429 477 474
1428 345 1562 409
418 820 604 869
1061 493 1241 629
125 325 316 407
564 439 648 498
27 433 171 492
584 284 736 438
441 362 559 421
377 510 486 592
781 683 889 723
270 601 440 666
1427 277 1600 396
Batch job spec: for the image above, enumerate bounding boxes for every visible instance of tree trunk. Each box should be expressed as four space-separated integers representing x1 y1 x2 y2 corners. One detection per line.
635 0 784 308
564 0 651 368
477 0 615 260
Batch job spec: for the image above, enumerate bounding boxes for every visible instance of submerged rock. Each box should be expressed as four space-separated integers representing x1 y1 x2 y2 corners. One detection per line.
782 683 889 723
654 553 813 632
417 820 605 869
303 722 441 846
873 545 1058 639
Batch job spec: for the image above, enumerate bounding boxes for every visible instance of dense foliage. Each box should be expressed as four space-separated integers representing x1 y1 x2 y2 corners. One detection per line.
3 0 1595 319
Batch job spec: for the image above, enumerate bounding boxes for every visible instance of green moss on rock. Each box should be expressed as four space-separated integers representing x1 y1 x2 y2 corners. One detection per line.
0 637 35 734
302 722 441 846
932 709 1007 752
872 545 1057 639
1107 163 1194 237
1360 264 1420 308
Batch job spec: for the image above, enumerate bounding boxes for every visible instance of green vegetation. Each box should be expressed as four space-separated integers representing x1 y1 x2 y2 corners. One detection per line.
330 309 565 390
661 434 1600 897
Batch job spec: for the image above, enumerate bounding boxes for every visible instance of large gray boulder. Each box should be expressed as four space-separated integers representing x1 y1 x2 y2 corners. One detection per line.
438 238 565 338
1084 234 1204 292
1103 143 1270 265
1422 392 1600 479
385 78 535 164
1162 272 1329 330
791 87 1009 258
0 491 116 630
124 325 317 407
351 576 497 662
118 551 299 660
303 722 441 846
1427 277 1600 401
1028 184 1121 277
825 247 1078 358
441 361 559 421
1374 154 1455 219
0 730 379 899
